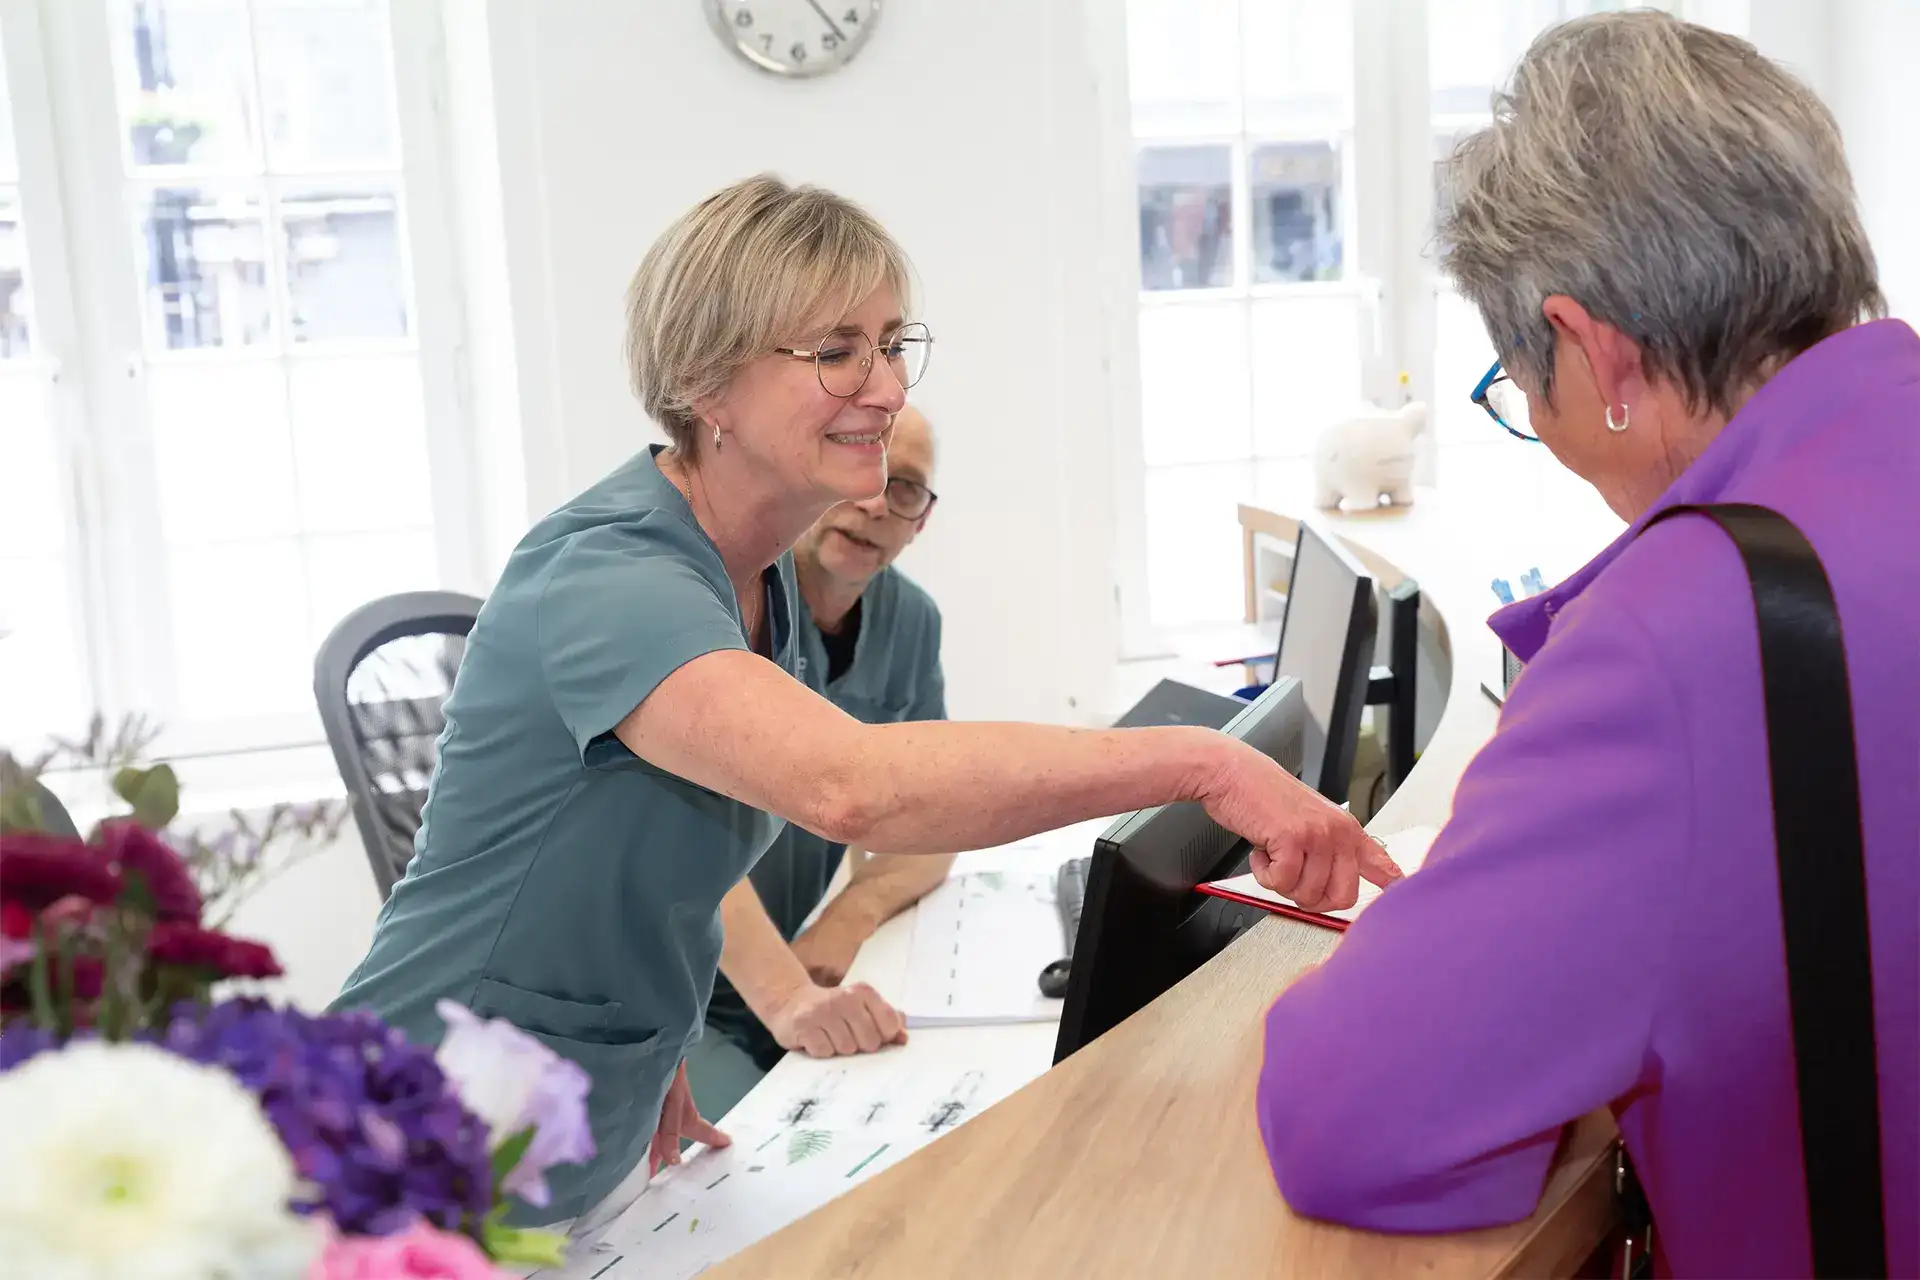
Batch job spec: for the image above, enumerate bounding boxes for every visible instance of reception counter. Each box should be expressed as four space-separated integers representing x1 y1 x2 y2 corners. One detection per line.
706 484 1627 1279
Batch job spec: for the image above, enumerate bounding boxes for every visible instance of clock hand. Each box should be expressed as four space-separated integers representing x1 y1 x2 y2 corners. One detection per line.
806 0 847 42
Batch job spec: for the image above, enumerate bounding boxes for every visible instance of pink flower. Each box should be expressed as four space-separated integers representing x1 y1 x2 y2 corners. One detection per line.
147 921 284 979
306 1222 504 1280
96 821 203 921
0 903 35 972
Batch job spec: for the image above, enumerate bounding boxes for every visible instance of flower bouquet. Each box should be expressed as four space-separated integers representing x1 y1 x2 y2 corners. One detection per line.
0 761 593 1277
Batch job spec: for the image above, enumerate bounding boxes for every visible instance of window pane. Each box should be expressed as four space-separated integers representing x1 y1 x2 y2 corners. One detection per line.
135 186 274 350
1138 146 1233 292
1144 462 1254 628
304 528 435 655
1434 284 1499 445
0 188 29 357
288 353 429 531
1241 0 1353 136
0 30 17 182
147 359 300 542
1250 293 1364 457
0 373 64 554
1249 142 1343 283
280 186 409 343
113 0 262 171
1138 301 1251 465
167 538 310 719
0 556 87 747
1126 0 1240 137
257 0 400 170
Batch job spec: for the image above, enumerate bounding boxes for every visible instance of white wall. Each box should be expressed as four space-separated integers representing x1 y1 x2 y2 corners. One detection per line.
459 0 1126 726
1828 0 1920 320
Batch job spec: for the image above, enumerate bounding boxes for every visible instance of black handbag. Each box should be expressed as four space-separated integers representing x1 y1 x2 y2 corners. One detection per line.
1612 503 1888 1278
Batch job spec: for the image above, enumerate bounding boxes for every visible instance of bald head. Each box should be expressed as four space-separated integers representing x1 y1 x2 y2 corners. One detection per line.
797 406 938 596
887 406 934 486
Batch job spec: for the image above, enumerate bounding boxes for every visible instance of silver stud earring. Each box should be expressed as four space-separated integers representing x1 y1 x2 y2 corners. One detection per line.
711 422 723 452
1605 404 1630 434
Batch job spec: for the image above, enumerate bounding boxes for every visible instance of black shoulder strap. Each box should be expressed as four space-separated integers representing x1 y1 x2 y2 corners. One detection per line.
1642 502 1886 1278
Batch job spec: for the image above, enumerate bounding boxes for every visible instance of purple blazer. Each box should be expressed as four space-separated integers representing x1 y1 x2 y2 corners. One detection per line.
1256 320 1919 1278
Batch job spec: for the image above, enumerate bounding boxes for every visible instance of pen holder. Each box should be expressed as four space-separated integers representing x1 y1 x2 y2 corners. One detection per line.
1501 646 1524 695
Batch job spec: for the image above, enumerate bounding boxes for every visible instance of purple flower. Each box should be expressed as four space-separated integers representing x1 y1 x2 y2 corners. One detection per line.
433 999 595 1209
153 998 493 1237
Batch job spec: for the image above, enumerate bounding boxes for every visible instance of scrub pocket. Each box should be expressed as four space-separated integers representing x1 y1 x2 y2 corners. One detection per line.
468 978 677 1224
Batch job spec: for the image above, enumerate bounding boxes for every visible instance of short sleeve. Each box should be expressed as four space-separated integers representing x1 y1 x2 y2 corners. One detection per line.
535 522 746 761
907 602 946 722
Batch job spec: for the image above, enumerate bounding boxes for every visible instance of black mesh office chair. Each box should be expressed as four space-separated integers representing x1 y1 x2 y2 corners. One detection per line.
314 591 482 900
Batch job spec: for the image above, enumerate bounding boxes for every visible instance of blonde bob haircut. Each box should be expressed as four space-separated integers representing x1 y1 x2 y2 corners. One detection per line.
625 174 915 454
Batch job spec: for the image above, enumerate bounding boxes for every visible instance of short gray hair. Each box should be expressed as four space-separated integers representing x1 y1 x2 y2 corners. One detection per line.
625 174 914 453
1438 10 1884 415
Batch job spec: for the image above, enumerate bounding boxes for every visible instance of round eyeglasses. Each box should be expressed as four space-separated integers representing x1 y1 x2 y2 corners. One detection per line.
882 475 938 521
777 322 933 398
1470 360 1539 443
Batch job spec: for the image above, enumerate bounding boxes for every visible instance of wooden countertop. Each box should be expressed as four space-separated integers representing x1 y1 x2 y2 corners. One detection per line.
708 487 1626 1279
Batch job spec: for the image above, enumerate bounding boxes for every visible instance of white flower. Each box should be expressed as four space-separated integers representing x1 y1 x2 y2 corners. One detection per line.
0 1041 322 1280
434 1000 594 1208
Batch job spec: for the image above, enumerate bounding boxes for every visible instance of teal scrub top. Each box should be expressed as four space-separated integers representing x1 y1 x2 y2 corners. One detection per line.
332 445 798 1223
703 567 946 1064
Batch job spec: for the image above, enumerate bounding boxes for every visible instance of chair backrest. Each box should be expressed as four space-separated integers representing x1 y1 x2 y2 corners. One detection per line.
314 591 482 900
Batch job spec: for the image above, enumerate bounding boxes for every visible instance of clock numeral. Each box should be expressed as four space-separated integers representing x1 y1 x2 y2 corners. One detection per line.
760 32 774 51
822 32 840 51
844 7 860 22
790 41 808 63
733 7 753 27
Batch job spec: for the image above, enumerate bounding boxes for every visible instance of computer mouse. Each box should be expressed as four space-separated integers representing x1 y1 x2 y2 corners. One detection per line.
1037 957 1072 1000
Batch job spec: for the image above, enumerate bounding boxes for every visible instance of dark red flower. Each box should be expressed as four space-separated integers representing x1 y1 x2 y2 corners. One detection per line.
147 921 283 980
0 832 123 910
0 901 31 940
96 821 202 922
0 955 102 1012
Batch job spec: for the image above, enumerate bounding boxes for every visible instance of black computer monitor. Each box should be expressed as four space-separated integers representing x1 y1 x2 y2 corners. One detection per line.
1271 518 1377 804
1053 677 1307 1063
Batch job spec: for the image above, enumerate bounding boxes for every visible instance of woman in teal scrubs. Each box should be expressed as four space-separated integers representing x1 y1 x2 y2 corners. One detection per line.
333 174 1399 1226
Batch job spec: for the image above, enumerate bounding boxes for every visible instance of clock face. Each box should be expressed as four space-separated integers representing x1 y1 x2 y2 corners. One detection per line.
708 0 883 78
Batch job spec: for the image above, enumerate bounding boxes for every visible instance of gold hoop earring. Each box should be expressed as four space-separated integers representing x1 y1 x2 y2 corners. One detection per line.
1605 404 1630 434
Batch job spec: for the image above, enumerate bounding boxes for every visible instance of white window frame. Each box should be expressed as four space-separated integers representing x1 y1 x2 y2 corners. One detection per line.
3 0 477 778
1109 0 1741 657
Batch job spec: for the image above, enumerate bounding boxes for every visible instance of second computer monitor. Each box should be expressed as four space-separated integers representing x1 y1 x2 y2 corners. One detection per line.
1273 519 1377 805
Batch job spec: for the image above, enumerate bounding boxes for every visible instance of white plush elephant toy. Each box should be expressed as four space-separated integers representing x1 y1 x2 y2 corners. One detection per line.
1313 400 1430 511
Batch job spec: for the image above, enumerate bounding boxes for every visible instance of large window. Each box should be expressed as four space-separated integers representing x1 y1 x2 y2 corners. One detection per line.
0 0 466 764
1119 0 1708 642
1125 0 1368 633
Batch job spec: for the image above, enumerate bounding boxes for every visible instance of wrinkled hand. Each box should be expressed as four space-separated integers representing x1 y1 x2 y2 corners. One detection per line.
649 1059 730 1176
767 980 907 1059
790 921 861 987
1204 740 1404 910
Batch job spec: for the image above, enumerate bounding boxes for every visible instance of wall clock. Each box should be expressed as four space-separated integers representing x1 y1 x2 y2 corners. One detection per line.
707 1 884 78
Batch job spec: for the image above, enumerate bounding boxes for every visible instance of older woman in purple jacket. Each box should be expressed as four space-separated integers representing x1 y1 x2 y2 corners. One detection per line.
1254 12 1916 1278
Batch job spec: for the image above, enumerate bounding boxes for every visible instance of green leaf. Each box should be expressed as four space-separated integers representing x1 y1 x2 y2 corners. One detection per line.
27 936 55 1033
787 1128 833 1165
0 787 44 834
490 1125 536 1190
114 764 179 829
480 1223 569 1267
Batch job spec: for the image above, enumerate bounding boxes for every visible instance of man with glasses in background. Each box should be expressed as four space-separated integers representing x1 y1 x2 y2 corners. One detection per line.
686 405 952 1121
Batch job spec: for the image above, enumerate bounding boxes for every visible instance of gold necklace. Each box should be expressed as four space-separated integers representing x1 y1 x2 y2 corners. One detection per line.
674 452 763 648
